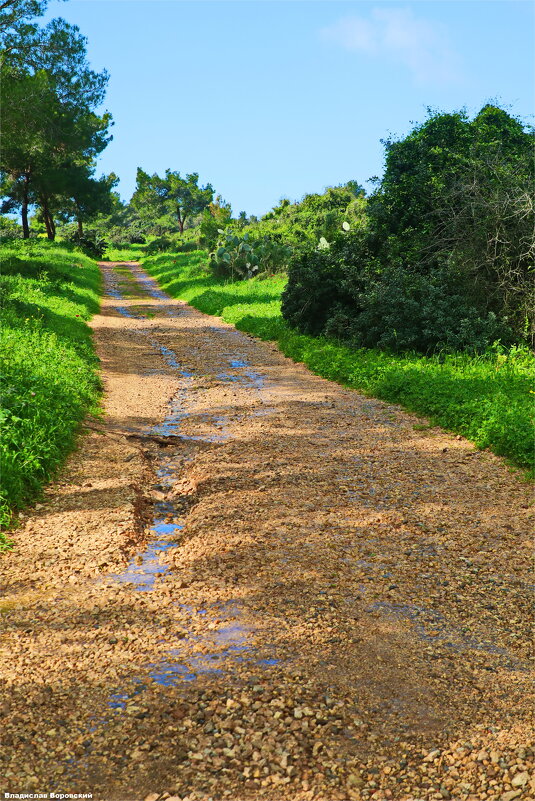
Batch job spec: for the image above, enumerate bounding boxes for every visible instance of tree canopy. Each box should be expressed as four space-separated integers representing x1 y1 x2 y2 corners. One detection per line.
131 169 214 234
0 4 114 239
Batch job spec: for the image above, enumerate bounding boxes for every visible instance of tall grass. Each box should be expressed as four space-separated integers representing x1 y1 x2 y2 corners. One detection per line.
143 251 534 476
0 241 102 544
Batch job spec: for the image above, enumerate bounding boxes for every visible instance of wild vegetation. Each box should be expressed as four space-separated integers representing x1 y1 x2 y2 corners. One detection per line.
0 241 102 544
96 106 533 359
283 106 534 354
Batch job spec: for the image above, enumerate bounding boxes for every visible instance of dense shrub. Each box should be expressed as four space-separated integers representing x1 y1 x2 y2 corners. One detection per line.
282 106 534 353
239 184 367 256
281 232 365 335
175 240 200 253
0 216 24 239
209 232 292 280
63 227 107 259
145 235 173 254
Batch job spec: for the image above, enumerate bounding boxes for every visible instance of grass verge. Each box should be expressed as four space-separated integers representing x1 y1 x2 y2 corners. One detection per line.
142 251 534 476
0 241 102 544
104 244 147 261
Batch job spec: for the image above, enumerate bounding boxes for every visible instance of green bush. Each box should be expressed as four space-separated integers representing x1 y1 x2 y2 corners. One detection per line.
282 106 534 353
210 231 292 281
63 227 108 259
281 231 368 336
145 235 173 254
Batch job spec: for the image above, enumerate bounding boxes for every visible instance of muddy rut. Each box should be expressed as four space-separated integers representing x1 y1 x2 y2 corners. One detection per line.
0 261 533 801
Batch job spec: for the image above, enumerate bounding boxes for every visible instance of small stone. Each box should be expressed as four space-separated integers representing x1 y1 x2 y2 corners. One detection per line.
490 750 501 764
511 772 529 788
477 750 489 762
347 775 364 788
108 636 118 644
144 794 160 801
501 791 522 801
424 749 441 762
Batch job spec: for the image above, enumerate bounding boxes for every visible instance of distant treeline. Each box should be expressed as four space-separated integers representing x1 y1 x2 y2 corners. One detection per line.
1 32 533 355
99 104 534 354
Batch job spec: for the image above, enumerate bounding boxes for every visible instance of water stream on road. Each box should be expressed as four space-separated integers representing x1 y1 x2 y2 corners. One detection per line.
102 262 279 697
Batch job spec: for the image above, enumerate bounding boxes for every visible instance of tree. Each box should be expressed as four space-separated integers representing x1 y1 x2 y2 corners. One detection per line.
0 68 58 237
199 194 232 248
282 105 534 352
56 168 118 236
130 168 169 233
0 1 67 65
369 105 533 268
131 168 214 234
0 15 112 239
1 0 47 43
164 170 213 233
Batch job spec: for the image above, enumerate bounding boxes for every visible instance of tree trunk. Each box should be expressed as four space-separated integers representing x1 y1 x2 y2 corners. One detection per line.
177 205 184 234
21 201 29 239
42 198 55 240
21 173 30 239
77 218 83 236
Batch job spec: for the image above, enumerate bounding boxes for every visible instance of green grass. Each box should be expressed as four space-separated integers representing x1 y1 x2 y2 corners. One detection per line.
104 243 146 261
0 241 102 544
142 251 534 477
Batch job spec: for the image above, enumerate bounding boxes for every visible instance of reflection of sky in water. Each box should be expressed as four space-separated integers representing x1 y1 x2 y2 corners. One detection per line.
113 518 183 591
215 356 265 391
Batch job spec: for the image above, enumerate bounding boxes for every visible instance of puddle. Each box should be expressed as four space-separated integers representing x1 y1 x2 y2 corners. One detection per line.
216 355 265 392
148 623 280 687
128 267 181 317
368 601 527 670
114 518 182 591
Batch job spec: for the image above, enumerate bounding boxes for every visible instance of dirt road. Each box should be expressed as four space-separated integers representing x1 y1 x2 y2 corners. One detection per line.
0 261 533 801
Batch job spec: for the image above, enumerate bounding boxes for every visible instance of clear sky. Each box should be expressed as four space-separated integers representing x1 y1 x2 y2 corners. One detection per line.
45 0 534 216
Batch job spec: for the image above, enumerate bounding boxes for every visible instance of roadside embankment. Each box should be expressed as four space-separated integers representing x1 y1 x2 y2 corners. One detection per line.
0 242 102 540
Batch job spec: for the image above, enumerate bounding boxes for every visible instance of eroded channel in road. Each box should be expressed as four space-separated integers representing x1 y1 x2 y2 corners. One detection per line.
101 263 280 691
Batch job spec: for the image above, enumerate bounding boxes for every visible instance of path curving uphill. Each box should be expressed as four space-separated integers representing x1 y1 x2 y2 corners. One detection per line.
0 261 532 800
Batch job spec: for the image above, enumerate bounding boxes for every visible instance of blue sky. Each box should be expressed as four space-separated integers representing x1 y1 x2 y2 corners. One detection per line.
46 0 534 216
